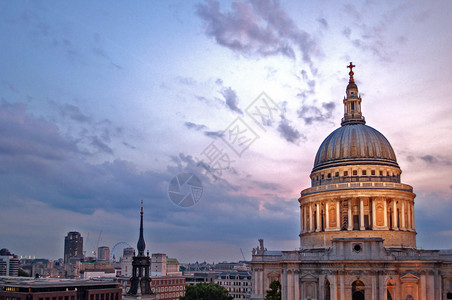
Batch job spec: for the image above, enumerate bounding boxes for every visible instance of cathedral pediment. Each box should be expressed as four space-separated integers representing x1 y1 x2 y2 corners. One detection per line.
300 272 318 282
400 271 420 281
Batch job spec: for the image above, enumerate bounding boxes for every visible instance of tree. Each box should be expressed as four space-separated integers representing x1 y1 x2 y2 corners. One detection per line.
180 283 233 300
264 280 281 300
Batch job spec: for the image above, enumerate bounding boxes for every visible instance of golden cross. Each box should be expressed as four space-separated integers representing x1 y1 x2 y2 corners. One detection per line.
347 62 355 72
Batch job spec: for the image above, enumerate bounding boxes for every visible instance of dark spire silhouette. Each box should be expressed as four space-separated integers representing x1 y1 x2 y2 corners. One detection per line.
137 200 146 256
127 200 152 297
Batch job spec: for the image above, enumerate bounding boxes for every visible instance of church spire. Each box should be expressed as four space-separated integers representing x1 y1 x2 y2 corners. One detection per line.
137 200 146 256
341 62 366 126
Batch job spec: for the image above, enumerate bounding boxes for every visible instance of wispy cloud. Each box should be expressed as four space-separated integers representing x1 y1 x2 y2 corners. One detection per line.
277 116 304 144
221 87 243 114
297 101 336 125
196 0 318 63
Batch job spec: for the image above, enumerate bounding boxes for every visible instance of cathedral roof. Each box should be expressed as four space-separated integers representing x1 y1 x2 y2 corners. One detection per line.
312 62 399 172
313 123 398 172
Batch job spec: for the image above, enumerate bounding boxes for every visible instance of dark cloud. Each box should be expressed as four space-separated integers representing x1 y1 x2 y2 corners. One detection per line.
419 155 452 166
221 87 243 114
50 101 91 123
414 192 452 249
420 155 437 164
184 121 223 139
184 122 207 131
341 3 411 62
0 101 78 160
196 0 318 63
123 142 137 150
297 101 336 125
317 18 328 29
277 117 304 144
0 100 300 257
204 131 224 138
90 136 113 154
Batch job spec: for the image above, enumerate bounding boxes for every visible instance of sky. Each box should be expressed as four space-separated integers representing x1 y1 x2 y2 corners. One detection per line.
1 0 452 263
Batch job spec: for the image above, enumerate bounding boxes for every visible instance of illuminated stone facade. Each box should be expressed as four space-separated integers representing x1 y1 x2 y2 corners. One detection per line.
251 63 452 300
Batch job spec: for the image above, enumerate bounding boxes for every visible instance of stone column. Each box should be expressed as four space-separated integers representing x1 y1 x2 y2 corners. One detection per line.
319 274 325 300
309 204 313 233
316 203 321 232
412 202 415 231
326 202 330 231
407 202 412 230
379 274 385 300
393 201 398 230
372 198 377 228
336 200 340 230
401 200 406 230
340 274 345 300
330 274 337 300
281 269 287 300
259 269 264 296
383 199 388 229
300 205 306 233
372 275 378 300
304 205 307 232
294 272 300 300
348 200 353 231
360 198 365 230
287 270 293 300
421 274 427 300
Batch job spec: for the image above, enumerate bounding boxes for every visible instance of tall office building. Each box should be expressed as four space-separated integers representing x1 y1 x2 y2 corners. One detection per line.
97 246 110 262
64 232 84 264
0 249 19 277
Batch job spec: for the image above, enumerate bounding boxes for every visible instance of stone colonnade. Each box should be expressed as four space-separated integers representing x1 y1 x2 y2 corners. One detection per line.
253 267 440 300
300 197 415 233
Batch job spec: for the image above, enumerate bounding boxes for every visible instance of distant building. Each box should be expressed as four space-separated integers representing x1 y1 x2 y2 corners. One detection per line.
64 232 84 264
0 249 19 277
81 261 115 279
97 247 110 262
151 254 166 277
215 271 252 299
0 277 122 300
183 272 218 285
119 248 134 277
150 276 185 300
165 258 181 276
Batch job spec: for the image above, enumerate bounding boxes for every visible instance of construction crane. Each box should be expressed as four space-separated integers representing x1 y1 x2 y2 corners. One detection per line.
240 248 246 262
93 230 102 257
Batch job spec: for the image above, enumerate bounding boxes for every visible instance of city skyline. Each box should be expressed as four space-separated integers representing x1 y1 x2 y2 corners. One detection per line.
1 1 452 262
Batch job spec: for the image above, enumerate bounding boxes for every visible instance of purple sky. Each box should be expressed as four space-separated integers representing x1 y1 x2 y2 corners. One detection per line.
1 0 452 262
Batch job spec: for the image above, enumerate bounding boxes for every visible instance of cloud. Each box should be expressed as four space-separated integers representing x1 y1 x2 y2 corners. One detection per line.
184 122 207 131
419 155 452 166
184 121 223 138
220 87 243 114
317 18 328 29
50 101 91 123
0 101 78 160
90 136 113 154
297 101 336 125
195 0 318 63
340 3 411 62
204 131 224 138
277 116 304 144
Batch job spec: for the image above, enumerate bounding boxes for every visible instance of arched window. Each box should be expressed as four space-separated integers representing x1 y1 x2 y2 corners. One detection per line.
386 279 394 300
352 280 365 300
406 295 414 300
324 279 331 300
